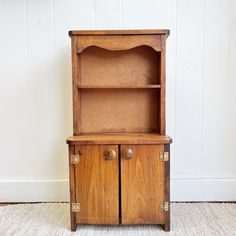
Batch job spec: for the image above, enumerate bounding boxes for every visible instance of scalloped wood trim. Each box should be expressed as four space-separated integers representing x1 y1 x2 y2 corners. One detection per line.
76 35 161 53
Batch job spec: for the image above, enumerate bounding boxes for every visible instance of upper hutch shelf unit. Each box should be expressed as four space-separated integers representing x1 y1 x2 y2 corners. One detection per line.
69 29 169 135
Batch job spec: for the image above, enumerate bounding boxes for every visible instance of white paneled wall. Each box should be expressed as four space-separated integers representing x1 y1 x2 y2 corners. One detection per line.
0 0 236 201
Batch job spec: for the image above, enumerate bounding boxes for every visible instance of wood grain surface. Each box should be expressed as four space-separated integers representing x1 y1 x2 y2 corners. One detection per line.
75 145 119 224
120 145 165 224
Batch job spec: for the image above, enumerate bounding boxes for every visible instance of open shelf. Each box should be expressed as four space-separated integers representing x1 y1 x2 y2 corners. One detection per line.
78 85 161 89
80 46 161 87
80 89 159 133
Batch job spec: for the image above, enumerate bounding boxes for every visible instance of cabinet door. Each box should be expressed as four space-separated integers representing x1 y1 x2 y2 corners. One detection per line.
121 145 165 224
75 145 119 224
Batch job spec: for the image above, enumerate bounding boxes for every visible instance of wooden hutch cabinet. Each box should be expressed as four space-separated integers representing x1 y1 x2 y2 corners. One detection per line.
66 30 172 231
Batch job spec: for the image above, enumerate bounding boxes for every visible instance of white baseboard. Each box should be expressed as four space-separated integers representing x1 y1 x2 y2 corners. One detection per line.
0 179 69 202
0 179 236 202
171 178 236 201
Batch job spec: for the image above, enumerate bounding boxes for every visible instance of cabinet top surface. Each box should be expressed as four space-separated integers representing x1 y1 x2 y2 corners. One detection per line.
69 29 170 37
67 133 172 145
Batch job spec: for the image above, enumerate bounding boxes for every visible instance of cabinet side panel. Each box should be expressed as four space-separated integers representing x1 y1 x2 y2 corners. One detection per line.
121 145 165 224
68 145 76 231
160 36 166 134
71 37 81 134
75 145 119 224
164 144 170 231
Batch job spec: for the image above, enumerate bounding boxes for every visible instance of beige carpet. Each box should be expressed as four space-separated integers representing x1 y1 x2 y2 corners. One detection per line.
0 203 236 236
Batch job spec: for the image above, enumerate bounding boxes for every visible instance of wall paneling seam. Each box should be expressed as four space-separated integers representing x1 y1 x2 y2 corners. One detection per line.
200 0 207 177
52 0 55 56
93 0 96 29
25 0 29 124
172 0 178 177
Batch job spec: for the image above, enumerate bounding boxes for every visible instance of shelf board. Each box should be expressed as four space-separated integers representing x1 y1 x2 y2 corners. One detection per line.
77 85 161 89
67 133 172 145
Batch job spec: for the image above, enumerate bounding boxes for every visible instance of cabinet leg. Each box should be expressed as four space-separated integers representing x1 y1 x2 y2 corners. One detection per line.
71 221 77 231
163 222 170 232
164 144 170 232
70 210 77 231
69 145 77 232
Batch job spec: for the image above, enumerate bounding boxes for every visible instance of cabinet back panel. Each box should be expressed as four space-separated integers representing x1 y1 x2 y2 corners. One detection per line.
81 89 159 133
80 46 160 86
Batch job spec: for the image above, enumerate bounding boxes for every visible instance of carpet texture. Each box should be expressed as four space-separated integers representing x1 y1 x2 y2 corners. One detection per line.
0 203 236 236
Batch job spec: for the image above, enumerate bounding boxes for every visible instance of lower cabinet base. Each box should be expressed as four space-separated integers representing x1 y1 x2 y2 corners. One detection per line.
67 134 172 232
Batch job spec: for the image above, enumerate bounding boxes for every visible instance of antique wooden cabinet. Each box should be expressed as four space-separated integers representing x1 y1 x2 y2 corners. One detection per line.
66 30 172 231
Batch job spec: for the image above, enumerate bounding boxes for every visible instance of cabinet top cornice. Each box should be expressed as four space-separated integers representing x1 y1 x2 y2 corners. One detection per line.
69 29 170 37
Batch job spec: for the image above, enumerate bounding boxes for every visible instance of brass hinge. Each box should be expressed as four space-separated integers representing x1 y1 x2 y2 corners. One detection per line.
160 202 169 212
72 203 80 213
71 154 80 165
160 152 169 162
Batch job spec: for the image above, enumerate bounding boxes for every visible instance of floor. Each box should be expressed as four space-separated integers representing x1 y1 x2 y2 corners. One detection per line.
0 203 236 236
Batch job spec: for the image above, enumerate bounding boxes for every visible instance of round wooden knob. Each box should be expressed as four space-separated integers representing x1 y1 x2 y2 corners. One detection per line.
105 149 116 160
123 148 134 160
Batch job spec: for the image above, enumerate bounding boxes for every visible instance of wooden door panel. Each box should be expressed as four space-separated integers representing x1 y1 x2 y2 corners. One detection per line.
121 145 165 224
75 145 119 224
